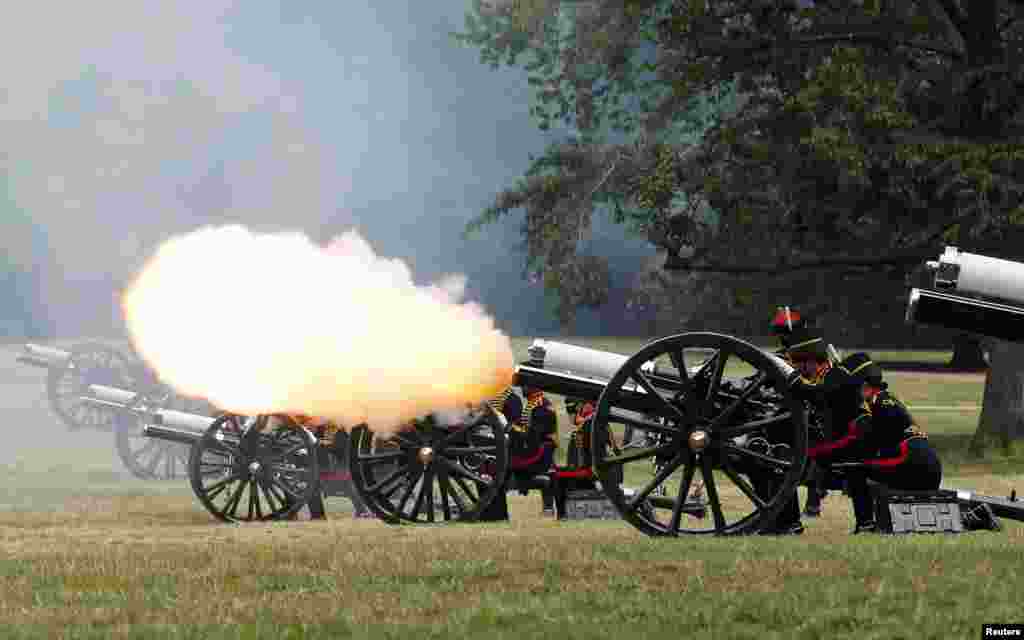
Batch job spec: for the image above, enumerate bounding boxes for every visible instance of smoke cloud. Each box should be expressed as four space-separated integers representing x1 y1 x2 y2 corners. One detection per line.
121 225 515 431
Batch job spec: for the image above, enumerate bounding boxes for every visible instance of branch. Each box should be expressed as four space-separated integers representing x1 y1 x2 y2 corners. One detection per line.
661 242 1020 273
699 32 965 61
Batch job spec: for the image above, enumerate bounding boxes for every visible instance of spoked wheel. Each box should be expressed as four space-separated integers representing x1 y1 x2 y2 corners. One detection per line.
188 414 320 522
114 390 213 481
591 332 808 536
348 407 508 524
46 342 139 431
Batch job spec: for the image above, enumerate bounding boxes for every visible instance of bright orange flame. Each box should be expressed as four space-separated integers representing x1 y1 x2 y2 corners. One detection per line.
121 225 515 431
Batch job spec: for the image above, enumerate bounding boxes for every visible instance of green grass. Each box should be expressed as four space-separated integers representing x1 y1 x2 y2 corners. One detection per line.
0 337 1015 638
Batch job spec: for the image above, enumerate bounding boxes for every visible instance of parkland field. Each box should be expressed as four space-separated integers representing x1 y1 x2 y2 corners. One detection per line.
0 338 1020 639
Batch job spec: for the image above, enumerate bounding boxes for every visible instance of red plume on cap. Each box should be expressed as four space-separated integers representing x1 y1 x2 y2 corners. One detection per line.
770 306 808 336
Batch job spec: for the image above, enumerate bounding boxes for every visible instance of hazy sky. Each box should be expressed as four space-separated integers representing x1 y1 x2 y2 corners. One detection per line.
1 1 652 338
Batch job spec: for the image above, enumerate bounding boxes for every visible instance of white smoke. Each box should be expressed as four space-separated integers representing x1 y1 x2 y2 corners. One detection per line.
122 225 515 431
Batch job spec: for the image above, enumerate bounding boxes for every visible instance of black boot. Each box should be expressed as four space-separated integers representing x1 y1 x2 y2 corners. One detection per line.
852 521 877 534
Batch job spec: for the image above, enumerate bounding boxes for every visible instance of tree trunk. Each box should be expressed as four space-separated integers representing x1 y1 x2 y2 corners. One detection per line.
969 339 1024 455
949 333 989 370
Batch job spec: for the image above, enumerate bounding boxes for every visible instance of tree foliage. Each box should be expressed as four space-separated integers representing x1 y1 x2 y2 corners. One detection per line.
456 0 1024 327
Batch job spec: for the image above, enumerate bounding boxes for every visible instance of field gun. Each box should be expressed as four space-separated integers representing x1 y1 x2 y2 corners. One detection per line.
901 247 1024 529
81 384 364 523
16 342 211 480
907 246 1024 343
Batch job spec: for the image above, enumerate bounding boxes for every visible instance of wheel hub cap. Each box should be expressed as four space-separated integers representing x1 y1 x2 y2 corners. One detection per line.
688 430 709 452
417 447 435 465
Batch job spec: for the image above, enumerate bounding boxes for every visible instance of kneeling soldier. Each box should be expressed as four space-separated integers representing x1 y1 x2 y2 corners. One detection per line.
811 353 943 534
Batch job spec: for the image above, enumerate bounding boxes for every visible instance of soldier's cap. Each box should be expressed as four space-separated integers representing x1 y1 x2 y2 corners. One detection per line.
837 352 883 386
783 328 828 359
822 352 883 390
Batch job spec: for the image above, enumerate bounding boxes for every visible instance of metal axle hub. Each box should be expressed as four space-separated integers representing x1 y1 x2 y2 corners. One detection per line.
417 447 435 465
688 430 709 452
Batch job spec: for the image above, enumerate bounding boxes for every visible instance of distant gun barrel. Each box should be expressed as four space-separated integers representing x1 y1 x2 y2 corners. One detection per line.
81 383 216 436
17 344 71 368
907 247 1024 342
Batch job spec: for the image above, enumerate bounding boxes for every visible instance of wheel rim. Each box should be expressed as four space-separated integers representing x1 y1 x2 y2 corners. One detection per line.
591 332 807 536
114 389 207 481
46 343 139 431
188 414 319 522
349 408 508 524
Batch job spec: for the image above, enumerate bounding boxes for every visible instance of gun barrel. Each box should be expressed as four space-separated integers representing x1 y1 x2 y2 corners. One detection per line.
85 384 216 433
931 247 1024 305
141 423 202 446
18 344 71 368
88 384 138 406
514 364 668 417
906 288 1024 343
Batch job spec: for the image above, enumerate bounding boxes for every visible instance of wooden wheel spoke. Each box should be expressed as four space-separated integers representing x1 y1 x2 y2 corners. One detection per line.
669 460 698 532
358 450 406 463
421 468 436 522
132 437 158 455
247 480 258 520
700 455 727 531
607 410 681 436
144 448 165 476
437 467 454 520
451 475 479 505
268 476 304 502
630 370 686 424
708 372 767 431
439 458 492 486
716 413 792 438
366 465 409 494
705 350 729 403
720 459 766 509
668 348 689 383
628 454 684 511
396 467 424 514
204 472 243 498
600 443 676 467
222 481 247 517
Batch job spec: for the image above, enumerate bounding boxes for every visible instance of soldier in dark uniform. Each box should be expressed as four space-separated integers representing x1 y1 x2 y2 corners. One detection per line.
751 326 836 534
770 310 842 517
511 387 558 514
810 353 943 533
483 386 559 517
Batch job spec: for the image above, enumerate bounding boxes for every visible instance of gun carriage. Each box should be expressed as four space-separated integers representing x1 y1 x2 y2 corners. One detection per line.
16 342 214 481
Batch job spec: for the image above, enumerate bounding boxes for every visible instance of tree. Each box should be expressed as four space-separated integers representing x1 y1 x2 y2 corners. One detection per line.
458 0 1024 451
456 0 739 328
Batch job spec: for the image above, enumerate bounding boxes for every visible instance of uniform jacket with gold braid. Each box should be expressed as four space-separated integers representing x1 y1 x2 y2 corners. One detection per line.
808 390 927 467
491 388 559 450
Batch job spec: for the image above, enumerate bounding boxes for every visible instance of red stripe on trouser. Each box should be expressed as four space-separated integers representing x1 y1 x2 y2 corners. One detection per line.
864 440 910 468
808 422 861 458
554 468 593 479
